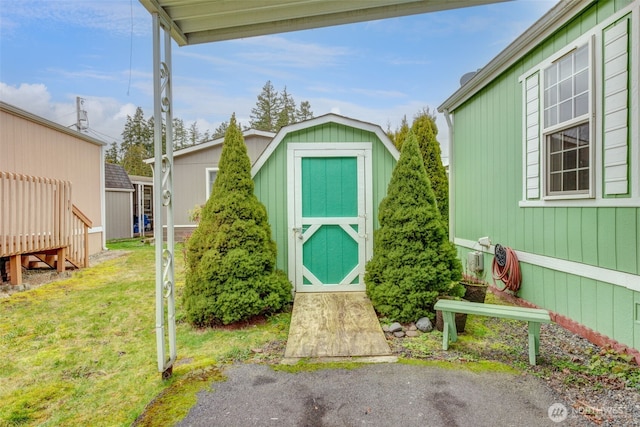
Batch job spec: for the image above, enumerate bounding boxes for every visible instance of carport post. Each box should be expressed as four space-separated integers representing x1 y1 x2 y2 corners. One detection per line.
152 12 177 378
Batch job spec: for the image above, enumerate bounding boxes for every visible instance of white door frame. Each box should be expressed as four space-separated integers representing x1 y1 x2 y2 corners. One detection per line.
287 143 373 292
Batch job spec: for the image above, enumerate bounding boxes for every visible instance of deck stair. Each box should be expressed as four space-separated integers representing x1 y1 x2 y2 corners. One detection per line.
0 172 92 286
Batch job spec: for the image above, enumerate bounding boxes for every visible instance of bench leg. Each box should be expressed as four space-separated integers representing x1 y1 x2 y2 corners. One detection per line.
528 322 541 365
441 311 457 350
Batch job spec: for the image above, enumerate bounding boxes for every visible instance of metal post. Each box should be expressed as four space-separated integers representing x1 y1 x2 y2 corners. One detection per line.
152 12 176 379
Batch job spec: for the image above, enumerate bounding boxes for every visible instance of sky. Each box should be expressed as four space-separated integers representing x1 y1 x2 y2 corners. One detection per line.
0 0 559 160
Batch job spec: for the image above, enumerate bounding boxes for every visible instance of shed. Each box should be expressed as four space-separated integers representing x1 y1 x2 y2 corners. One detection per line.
104 163 134 240
251 114 399 293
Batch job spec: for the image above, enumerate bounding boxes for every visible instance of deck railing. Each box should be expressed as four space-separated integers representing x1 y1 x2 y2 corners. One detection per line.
0 172 92 284
0 171 72 257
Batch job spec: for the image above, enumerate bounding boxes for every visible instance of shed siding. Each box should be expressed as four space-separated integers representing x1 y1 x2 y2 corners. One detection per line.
253 122 396 273
0 108 104 255
105 191 133 240
452 0 639 350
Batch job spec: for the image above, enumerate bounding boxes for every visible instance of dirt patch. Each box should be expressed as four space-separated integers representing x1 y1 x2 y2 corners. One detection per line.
0 249 128 298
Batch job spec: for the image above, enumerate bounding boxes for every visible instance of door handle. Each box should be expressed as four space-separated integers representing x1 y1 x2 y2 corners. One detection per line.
293 227 303 240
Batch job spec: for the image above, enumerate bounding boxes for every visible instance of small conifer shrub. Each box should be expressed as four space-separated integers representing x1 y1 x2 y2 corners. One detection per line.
182 114 292 326
365 132 463 323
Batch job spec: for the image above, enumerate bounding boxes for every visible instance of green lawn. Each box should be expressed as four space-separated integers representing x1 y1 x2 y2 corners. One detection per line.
0 240 290 426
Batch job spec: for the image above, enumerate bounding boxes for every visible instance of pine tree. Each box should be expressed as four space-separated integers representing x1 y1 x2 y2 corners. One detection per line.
295 100 314 122
105 142 119 164
411 109 449 225
173 118 187 149
390 115 410 151
276 87 296 131
120 107 152 176
188 121 200 146
182 114 292 326
250 80 281 131
213 121 229 139
365 131 463 323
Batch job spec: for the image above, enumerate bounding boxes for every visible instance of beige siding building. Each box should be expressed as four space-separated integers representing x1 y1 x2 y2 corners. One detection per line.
147 129 274 238
0 101 105 255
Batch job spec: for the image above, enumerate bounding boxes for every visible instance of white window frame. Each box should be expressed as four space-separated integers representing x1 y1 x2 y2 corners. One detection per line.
541 39 595 200
519 4 639 208
205 167 219 200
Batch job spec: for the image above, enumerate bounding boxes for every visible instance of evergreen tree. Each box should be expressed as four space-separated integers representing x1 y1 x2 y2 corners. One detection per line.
182 114 292 326
276 86 296 131
390 115 410 151
120 107 152 176
250 80 281 132
213 121 229 139
365 132 463 323
173 118 187 149
188 121 201 146
411 109 449 225
295 100 314 122
105 142 119 164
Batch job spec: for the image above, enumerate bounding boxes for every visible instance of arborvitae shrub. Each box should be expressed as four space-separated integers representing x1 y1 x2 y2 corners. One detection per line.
182 114 292 326
365 132 463 323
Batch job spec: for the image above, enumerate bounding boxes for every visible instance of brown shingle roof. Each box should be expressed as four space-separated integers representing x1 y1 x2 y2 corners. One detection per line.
105 163 133 190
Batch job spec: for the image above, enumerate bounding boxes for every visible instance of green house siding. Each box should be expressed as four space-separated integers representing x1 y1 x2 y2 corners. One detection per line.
451 0 639 350
253 121 396 273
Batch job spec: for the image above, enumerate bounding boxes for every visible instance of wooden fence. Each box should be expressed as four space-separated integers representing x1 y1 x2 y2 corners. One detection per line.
0 171 92 285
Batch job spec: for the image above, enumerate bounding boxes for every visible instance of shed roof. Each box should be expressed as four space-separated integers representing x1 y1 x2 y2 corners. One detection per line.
251 113 399 176
438 0 592 113
139 0 509 46
105 163 134 191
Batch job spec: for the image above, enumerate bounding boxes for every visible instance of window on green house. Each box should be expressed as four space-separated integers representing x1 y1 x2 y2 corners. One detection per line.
542 43 592 197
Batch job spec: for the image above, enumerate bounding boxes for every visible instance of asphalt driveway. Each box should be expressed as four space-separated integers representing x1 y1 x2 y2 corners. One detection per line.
178 363 579 427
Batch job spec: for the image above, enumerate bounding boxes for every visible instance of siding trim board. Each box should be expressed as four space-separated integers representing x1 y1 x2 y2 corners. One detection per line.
455 238 640 292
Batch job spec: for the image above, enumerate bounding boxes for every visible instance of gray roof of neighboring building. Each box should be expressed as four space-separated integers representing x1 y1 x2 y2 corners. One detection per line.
105 163 133 190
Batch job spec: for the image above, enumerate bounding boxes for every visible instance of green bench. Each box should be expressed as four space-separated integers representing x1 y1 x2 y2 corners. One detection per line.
433 299 551 365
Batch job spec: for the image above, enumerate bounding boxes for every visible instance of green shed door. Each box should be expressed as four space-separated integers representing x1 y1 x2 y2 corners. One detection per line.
288 144 373 292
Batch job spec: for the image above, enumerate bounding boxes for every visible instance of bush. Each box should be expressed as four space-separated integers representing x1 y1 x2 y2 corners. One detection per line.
182 114 292 326
365 131 463 323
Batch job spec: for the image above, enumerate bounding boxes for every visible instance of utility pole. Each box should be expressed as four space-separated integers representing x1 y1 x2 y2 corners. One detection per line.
76 97 88 132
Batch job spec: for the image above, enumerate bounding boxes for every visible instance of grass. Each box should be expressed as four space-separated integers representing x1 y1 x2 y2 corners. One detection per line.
0 239 290 426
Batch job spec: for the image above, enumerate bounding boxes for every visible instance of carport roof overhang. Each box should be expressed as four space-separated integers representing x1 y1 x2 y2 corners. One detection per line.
139 0 510 46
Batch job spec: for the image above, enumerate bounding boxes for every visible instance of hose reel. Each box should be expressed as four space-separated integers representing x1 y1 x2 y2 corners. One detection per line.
492 244 521 292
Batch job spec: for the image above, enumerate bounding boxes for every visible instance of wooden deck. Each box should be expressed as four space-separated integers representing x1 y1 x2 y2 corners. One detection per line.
283 292 396 363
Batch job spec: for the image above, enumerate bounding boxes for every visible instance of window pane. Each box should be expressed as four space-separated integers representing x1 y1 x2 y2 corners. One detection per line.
574 93 588 117
578 169 589 190
559 79 573 102
575 45 588 71
563 150 576 169
577 123 589 145
559 100 573 123
550 153 562 172
578 147 589 167
563 126 577 149
545 65 557 87
550 173 562 192
545 106 558 127
563 171 577 191
574 69 588 94
559 56 572 80
549 133 562 152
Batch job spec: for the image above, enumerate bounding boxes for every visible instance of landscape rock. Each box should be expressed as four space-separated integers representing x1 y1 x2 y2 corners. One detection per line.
405 330 420 337
393 331 405 338
388 322 403 333
416 317 433 332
